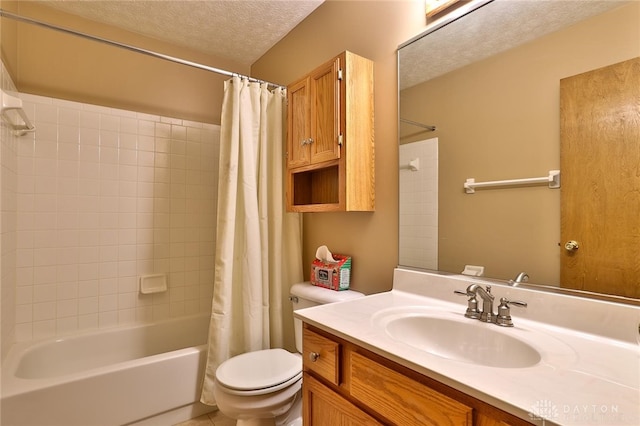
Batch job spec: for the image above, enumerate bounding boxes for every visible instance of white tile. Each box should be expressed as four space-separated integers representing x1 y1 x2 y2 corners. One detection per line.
80 111 100 129
118 309 136 325
155 138 170 153
78 313 99 330
100 115 119 132
120 117 138 135
14 323 33 342
99 294 118 311
118 229 137 245
56 316 79 334
79 162 100 179
99 261 118 279
119 149 137 166
79 297 99 315
58 142 80 162
80 127 100 145
32 320 56 339
58 126 79 145
78 263 99 281
99 311 118 328
118 292 136 310
16 286 33 304
35 103 57 123
15 304 33 323
78 280 99 298
33 265 57 285
138 135 155 151
155 122 171 138
33 301 56 320
56 299 78 317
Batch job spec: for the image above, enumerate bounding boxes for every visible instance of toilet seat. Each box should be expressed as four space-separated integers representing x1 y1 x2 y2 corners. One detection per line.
216 348 302 396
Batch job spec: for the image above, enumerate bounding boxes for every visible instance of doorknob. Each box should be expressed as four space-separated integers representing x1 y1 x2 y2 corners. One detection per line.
564 240 579 251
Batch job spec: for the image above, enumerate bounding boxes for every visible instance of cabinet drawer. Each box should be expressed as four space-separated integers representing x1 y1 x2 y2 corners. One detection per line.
303 328 340 385
349 351 473 426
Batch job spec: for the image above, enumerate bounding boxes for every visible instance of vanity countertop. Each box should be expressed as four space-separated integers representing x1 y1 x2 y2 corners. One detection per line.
294 268 640 425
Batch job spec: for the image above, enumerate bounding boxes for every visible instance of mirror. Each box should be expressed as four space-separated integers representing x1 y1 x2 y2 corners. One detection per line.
398 0 639 301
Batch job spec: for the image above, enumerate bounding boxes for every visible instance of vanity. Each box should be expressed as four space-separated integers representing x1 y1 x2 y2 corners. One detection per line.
295 268 640 425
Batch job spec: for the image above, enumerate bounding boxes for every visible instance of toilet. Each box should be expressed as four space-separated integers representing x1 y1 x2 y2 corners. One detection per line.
212 282 364 426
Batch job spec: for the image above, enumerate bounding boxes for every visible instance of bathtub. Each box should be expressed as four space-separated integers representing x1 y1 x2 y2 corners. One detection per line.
1 314 216 426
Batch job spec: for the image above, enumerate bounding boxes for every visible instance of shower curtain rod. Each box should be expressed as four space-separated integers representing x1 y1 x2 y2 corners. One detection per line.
0 9 285 90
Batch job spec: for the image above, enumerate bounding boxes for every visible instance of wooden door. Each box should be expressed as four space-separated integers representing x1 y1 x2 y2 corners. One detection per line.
287 77 310 168
560 57 640 298
310 57 341 164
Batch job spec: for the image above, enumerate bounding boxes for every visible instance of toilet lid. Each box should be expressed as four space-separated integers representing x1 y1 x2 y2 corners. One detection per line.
216 348 302 392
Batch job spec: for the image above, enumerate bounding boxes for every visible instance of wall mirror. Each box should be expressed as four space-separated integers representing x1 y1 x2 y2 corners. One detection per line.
398 0 639 302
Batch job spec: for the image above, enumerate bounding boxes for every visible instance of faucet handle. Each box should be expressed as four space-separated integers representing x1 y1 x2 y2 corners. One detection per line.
495 297 527 327
454 289 480 319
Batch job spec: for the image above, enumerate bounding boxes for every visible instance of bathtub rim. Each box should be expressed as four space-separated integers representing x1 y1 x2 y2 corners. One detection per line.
1 313 211 399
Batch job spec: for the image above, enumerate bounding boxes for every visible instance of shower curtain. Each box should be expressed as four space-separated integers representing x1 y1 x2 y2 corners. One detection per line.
201 76 303 405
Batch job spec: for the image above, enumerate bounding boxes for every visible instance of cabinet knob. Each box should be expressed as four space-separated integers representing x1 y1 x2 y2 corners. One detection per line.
309 352 320 362
300 138 314 146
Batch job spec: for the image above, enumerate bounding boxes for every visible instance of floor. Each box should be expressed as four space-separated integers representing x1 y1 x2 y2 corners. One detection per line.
173 410 235 426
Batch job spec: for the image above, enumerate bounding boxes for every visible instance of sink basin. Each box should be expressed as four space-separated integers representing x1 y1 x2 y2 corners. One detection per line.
377 310 542 368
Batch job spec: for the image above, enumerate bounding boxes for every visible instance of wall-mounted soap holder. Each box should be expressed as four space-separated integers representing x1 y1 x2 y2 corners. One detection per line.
1 89 36 136
139 274 167 294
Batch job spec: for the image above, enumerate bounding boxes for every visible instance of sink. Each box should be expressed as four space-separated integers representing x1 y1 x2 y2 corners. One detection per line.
375 309 542 368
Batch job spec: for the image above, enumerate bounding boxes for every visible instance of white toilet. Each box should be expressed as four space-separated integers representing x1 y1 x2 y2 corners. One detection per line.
212 282 364 426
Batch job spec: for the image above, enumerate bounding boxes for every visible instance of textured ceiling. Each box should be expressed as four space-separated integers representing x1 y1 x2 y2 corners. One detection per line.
41 0 324 66
400 0 630 89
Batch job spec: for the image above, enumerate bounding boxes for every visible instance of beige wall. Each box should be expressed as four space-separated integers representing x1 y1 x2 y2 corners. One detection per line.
400 3 640 285
3 0 433 296
252 0 428 295
1 1 250 124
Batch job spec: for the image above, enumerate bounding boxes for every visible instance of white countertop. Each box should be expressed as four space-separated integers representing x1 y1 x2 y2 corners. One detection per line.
295 268 640 425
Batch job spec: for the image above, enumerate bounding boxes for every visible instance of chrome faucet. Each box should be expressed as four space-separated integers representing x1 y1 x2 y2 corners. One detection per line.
455 284 527 326
472 285 496 323
455 284 495 323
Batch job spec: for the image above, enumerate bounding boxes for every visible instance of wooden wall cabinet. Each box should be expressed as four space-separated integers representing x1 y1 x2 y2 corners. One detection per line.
302 325 532 426
286 51 375 212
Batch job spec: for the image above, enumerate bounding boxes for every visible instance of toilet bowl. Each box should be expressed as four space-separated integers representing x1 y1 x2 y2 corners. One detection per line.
213 349 302 426
212 282 364 426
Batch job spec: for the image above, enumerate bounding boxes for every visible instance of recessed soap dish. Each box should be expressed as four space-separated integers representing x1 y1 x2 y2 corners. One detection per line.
139 274 167 294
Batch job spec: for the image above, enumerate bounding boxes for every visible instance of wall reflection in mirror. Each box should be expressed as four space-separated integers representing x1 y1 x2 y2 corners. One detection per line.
398 0 639 301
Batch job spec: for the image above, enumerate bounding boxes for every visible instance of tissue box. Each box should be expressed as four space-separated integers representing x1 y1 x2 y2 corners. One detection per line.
310 255 351 291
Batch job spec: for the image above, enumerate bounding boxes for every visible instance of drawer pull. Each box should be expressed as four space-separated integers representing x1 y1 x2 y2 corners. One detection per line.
309 352 320 362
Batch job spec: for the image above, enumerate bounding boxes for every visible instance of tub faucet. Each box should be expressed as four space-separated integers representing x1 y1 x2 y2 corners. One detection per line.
455 284 495 323
509 272 529 286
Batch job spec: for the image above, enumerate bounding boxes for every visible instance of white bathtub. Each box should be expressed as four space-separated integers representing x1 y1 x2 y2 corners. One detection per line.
1 314 215 426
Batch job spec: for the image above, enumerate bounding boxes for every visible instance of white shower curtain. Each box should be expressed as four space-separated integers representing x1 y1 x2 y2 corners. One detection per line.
201 76 303 406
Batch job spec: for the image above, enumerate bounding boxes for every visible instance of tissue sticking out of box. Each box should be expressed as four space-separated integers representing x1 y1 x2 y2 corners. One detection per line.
315 245 336 262
311 246 351 291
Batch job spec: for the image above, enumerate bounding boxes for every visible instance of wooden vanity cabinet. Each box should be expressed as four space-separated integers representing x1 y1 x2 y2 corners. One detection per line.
302 325 532 426
286 51 374 212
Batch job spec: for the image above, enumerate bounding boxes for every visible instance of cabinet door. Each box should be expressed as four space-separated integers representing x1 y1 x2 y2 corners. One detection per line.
349 351 473 425
309 57 341 164
303 373 382 426
287 77 311 168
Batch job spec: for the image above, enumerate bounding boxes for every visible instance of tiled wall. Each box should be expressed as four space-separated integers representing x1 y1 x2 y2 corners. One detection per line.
7 90 219 343
399 138 438 270
1 60 19 359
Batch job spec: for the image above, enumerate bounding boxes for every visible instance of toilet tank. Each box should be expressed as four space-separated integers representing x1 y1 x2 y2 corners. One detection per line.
290 282 364 354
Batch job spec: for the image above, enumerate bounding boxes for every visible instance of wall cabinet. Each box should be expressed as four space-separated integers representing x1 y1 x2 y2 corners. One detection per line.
302 325 532 426
286 51 374 212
